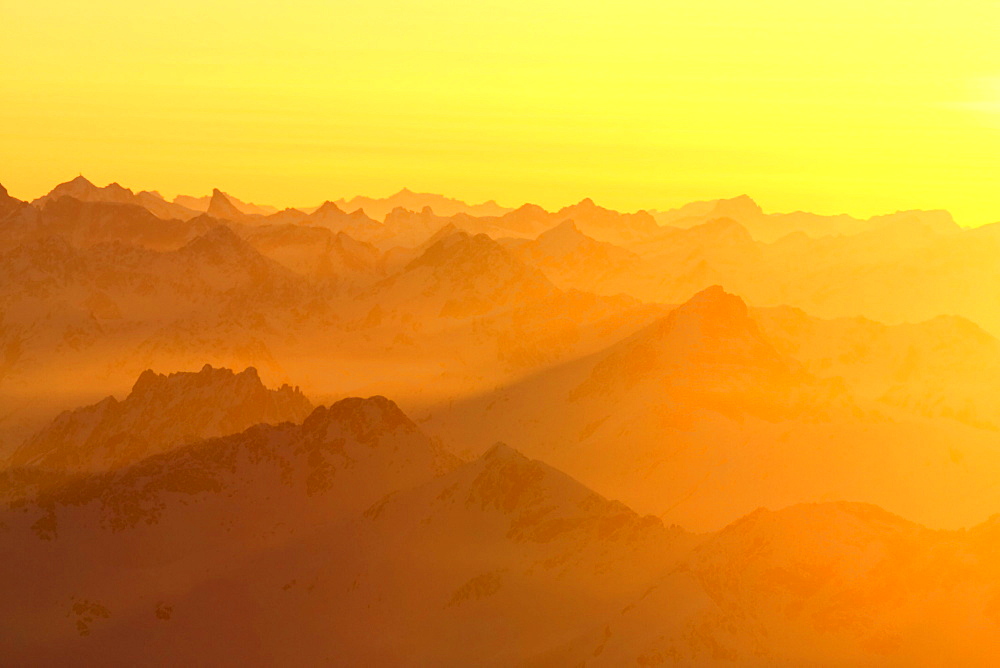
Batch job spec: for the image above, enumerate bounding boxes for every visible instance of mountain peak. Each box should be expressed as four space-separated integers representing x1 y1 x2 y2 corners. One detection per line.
417 223 462 251
548 219 581 235
207 188 244 220
512 203 548 216
533 219 589 252
647 285 794 375
181 224 246 256
482 442 525 462
663 285 764 344
678 284 745 314
579 284 791 399
12 366 313 471
710 194 763 219
405 230 496 270
313 200 344 216
302 396 415 443
130 364 256 399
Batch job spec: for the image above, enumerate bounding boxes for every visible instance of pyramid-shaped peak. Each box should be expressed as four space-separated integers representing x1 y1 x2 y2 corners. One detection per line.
207 188 244 219
534 219 589 249
649 285 793 372
185 224 243 248
179 225 261 265
538 218 587 239
547 219 581 235
556 198 622 218
39 175 98 199
418 223 462 250
512 203 548 215
692 216 751 233
313 200 345 215
482 442 526 462
673 285 749 320
131 368 164 395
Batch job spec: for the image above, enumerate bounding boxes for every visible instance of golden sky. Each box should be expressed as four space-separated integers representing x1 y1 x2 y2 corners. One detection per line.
2 0 999 223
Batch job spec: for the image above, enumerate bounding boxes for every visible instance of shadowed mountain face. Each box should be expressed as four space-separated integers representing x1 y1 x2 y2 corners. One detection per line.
9 177 1000 664
424 286 1000 533
0 183 29 221
579 285 794 394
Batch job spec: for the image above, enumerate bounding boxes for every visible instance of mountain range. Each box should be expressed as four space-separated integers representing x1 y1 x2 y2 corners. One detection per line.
5 175 1000 664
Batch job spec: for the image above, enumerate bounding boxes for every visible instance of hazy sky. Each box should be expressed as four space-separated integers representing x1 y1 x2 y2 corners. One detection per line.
3 0 999 223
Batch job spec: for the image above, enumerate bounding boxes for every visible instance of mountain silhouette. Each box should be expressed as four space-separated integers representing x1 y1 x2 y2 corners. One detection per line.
8 365 312 472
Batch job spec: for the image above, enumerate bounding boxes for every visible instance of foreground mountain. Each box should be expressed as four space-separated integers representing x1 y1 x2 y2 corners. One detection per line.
7 389 1000 665
542 502 1000 666
289 443 684 665
0 397 684 665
